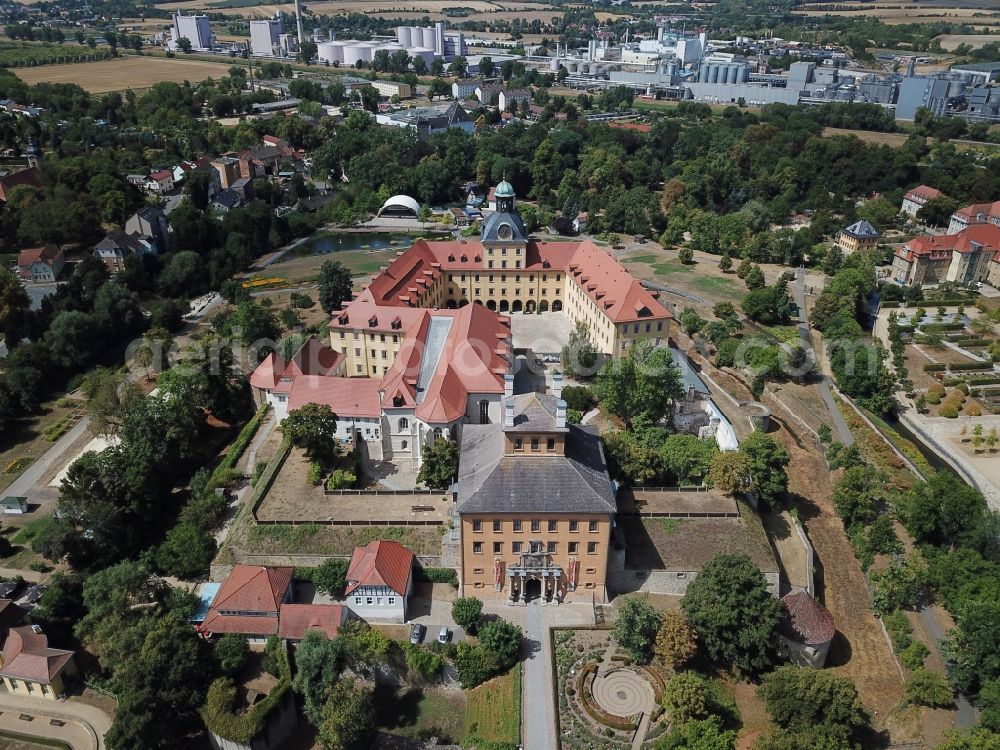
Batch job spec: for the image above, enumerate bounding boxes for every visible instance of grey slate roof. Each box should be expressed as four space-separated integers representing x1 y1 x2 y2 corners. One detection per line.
842 219 879 239
504 392 568 433
480 210 527 244
457 423 616 514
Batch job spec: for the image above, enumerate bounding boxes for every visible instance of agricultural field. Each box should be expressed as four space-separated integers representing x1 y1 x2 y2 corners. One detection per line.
936 33 1000 50
12 55 237 93
158 0 559 20
0 42 113 68
793 3 1000 27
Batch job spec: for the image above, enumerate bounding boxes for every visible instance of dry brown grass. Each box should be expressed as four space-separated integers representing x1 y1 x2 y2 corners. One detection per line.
823 127 911 147
13 56 236 92
793 4 1000 26
936 33 1000 49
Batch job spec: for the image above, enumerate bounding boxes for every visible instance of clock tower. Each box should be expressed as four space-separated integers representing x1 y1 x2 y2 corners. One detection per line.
481 179 528 270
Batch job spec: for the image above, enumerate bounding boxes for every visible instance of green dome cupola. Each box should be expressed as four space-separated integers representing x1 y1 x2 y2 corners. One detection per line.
495 179 515 198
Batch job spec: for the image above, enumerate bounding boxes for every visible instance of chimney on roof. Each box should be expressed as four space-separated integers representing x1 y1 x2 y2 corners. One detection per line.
552 372 563 400
504 398 515 428
556 399 567 430
503 373 514 399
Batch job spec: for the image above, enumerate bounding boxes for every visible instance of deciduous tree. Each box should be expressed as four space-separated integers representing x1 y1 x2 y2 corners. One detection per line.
654 611 698 668
614 596 662 663
283 403 338 459
681 554 782 677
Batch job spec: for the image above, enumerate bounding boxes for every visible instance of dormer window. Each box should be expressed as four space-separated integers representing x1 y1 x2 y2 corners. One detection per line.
368 317 377 327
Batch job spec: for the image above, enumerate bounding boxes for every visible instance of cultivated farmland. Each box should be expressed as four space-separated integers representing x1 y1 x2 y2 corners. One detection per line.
12 56 237 93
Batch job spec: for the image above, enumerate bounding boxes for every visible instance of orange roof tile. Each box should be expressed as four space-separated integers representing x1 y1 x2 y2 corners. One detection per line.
345 540 414 596
278 604 347 640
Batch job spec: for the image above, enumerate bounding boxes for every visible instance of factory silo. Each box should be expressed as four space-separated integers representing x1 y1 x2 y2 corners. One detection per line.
397 27 412 47
726 64 737 84
421 27 436 51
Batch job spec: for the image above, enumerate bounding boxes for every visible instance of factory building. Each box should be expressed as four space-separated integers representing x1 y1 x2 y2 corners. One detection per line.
249 14 286 57
169 12 213 51
316 23 465 66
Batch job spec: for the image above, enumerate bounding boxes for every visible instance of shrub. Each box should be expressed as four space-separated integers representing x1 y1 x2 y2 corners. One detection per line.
404 644 444 681
452 597 484 635
307 461 323 485
325 469 355 490
939 404 959 418
662 673 710 723
561 385 596 413
965 404 983 417
900 640 929 671
904 669 954 708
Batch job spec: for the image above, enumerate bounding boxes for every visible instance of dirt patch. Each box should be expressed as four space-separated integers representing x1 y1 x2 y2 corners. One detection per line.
13 56 238 93
775 407 905 726
256 447 449 523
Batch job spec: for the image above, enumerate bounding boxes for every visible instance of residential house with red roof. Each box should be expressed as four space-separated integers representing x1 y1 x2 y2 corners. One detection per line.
145 168 175 194
900 185 944 218
17 244 65 283
891 224 1000 286
0 625 77 699
345 540 415 622
948 200 1000 235
199 565 294 643
199 565 353 643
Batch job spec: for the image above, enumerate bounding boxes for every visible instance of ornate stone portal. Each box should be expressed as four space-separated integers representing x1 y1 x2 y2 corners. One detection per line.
506 550 563 605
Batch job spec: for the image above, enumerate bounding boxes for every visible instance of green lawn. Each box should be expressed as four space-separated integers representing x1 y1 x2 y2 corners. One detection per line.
691 276 741 298
763 325 802 346
466 666 521 749
11 515 56 545
374 684 467 745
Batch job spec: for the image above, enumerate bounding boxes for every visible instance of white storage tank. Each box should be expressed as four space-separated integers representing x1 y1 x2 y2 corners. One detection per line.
421 27 436 50
410 47 434 66
397 27 412 47
317 40 345 64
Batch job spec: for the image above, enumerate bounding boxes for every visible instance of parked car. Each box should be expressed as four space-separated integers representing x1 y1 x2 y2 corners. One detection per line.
410 623 426 644
437 626 450 644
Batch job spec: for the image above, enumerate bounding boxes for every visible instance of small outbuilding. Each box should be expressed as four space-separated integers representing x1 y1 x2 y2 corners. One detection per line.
1 497 27 515
377 194 420 219
778 590 836 668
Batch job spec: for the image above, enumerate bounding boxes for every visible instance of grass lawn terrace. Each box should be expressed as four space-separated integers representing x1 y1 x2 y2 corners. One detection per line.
465 666 521 748
375 683 467 746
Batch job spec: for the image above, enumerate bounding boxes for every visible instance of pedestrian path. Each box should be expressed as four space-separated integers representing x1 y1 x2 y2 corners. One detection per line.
522 603 558 750
0 691 111 750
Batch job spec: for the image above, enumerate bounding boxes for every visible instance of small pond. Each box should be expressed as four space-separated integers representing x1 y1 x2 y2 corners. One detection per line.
292 231 451 257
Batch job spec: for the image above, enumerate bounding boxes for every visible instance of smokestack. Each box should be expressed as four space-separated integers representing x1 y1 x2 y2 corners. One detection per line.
294 0 304 44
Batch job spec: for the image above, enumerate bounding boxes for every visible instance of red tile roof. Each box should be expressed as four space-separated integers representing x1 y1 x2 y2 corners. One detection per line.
780 591 835 645
278 604 347 640
0 166 41 201
286 375 382 418
17 244 62 268
0 626 74 683
896 223 1000 262
953 200 1000 222
199 609 279 637
208 565 292 613
345 540 414 596
250 338 345 391
149 169 173 181
905 185 943 202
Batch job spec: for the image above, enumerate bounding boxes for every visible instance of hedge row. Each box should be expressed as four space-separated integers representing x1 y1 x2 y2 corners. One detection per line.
415 566 458 585
954 338 992 348
920 322 965 333
944 376 1000 387
205 404 270 494
924 362 996 373
201 638 291 743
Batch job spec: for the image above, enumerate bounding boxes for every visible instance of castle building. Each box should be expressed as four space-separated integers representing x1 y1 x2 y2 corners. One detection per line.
250 180 671 466
835 219 879 255
456 377 616 604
